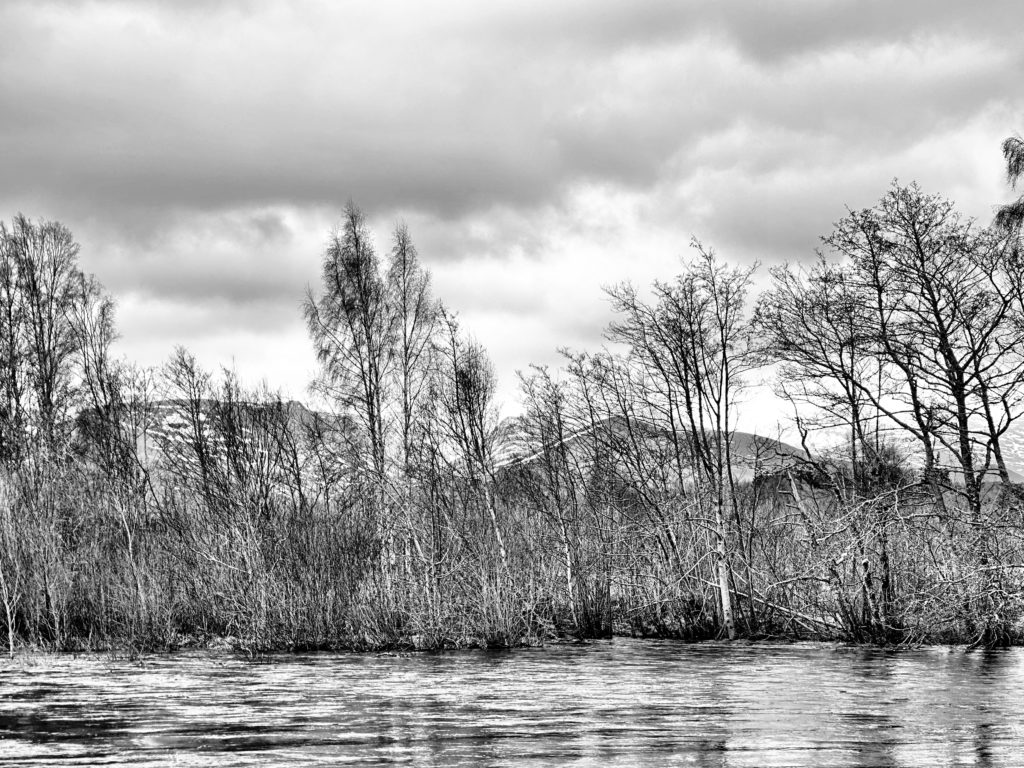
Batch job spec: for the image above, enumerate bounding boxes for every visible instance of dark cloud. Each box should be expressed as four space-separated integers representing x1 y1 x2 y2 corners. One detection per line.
0 0 1020 400
2 0 1018 224
66 208 320 305
710 0 1023 63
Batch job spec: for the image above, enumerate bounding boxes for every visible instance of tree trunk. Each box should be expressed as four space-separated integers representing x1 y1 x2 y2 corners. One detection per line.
714 494 735 640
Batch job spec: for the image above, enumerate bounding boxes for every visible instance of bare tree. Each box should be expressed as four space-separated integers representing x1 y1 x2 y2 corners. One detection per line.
657 242 757 640
756 257 898 498
518 365 584 628
386 222 438 476
0 226 26 463
1 215 86 451
11 216 83 448
305 202 395 484
435 310 507 572
765 186 1024 515
842 185 1022 514
69 273 129 477
604 242 758 639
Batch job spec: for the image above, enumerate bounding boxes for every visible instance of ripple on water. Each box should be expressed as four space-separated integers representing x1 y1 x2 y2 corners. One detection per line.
1 641 1023 766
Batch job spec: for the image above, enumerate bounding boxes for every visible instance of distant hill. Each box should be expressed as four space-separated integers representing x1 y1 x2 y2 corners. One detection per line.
995 424 1024 481
493 414 805 483
79 399 1024 488
69 398 342 472
110 402 805 484
495 414 1024 488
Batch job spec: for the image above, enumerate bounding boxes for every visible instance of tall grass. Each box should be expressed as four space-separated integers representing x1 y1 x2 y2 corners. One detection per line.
2 396 1021 655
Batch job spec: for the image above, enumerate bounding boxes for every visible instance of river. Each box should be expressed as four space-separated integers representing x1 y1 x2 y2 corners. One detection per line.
1 639 1021 766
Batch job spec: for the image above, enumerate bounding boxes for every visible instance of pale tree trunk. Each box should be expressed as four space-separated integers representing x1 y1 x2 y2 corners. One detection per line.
0 565 17 658
482 483 508 573
117 497 146 629
714 486 735 640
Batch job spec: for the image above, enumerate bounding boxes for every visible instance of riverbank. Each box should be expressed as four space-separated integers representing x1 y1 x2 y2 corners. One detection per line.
4 613 1023 658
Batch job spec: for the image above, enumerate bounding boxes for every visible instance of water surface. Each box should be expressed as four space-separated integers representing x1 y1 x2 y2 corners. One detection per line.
1 639 1021 766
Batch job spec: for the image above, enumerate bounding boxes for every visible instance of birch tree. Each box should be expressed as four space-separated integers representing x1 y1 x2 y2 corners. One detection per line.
305 203 395 484
606 241 758 639
386 223 438 476
1 215 85 451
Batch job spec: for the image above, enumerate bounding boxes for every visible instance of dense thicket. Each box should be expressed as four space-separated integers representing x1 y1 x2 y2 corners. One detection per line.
3 145 1024 655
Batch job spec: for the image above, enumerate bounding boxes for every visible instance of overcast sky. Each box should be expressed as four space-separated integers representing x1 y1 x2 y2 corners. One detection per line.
1 0 1021 431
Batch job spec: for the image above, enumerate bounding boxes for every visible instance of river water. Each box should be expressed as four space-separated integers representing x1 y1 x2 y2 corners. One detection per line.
1 639 1021 766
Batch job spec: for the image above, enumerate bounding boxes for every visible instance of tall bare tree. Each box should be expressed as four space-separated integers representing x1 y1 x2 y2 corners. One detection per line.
435 310 507 572
69 273 127 477
305 203 395 483
605 242 758 639
0 225 26 462
843 185 1021 514
386 223 437 476
3 215 84 450
756 257 896 498
659 243 757 640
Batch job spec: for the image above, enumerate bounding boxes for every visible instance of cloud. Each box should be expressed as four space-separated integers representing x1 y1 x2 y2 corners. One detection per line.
81 207 323 303
0 0 1021 418
2 0 1017 221
709 0 1023 63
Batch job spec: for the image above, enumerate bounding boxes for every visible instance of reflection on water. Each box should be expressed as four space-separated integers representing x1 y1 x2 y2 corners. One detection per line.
1 640 1022 766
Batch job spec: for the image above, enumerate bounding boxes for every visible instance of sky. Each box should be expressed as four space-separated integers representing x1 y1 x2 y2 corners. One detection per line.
1 0 1022 434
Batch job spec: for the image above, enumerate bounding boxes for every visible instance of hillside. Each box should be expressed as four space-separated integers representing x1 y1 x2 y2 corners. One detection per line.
79 400 1024 487
493 414 805 483
994 427 1024 482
